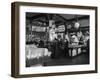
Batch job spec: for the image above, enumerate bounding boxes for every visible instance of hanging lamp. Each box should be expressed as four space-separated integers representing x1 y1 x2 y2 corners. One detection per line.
74 15 80 29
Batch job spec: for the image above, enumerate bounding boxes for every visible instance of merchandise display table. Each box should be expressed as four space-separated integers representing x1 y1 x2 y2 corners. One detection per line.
68 45 86 57
26 45 51 60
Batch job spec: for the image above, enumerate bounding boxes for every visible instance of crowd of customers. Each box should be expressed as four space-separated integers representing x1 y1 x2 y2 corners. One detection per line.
26 30 90 59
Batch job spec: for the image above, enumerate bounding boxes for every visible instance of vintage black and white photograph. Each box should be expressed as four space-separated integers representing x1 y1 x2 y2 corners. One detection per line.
25 12 90 67
11 2 97 77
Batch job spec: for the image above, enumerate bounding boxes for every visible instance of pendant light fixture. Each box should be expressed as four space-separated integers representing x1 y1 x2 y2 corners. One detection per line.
74 15 80 29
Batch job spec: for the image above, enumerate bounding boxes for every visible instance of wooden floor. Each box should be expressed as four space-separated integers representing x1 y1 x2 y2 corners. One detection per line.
26 53 89 67
43 53 89 66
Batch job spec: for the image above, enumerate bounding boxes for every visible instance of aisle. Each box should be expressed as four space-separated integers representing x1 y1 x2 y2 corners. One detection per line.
29 53 89 67
43 53 89 66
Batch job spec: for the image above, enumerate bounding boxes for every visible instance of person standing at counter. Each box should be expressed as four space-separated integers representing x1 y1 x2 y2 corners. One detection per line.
50 38 57 59
87 39 89 55
85 31 90 55
64 39 69 57
64 33 70 57
65 32 70 42
38 40 44 48
83 31 89 46
54 35 63 58
71 34 79 45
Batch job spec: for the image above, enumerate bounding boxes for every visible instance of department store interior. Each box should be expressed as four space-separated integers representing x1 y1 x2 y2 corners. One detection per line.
25 12 90 67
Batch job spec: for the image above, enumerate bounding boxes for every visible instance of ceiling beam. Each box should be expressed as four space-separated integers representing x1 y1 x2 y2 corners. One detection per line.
55 14 69 22
68 15 89 21
26 14 47 20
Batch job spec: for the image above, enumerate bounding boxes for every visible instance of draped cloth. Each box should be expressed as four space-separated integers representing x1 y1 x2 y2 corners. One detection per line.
26 45 51 60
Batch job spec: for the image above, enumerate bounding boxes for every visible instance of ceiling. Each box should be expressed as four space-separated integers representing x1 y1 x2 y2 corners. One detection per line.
26 12 89 26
